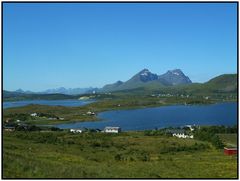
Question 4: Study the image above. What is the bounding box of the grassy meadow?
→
[3,131,237,178]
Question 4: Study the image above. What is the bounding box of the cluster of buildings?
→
[82,111,96,116]
[151,93,191,98]
[166,125,195,139]
[86,111,95,115]
[151,93,174,97]
[70,126,121,134]
[30,112,64,120]
[166,129,194,139]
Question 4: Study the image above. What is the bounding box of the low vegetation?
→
[3,130,237,178]
[193,125,237,149]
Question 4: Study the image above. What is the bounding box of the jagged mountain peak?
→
[135,69,158,82]
[159,69,192,85]
[167,69,184,76]
[139,68,150,73]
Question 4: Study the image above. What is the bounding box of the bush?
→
[50,127,61,131]
[91,141,101,147]
[140,152,150,161]
[144,130,167,136]
[28,125,42,131]
[211,135,224,149]
[159,143,209,154]
[193,126,226,149]
[115,154,123,161]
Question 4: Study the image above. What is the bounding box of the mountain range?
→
[13,87,98,95]
[4,69,237,96]
[102,69,192,92]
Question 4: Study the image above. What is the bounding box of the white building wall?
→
[105,129,119,133]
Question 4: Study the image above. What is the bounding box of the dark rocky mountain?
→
[137,69,158,82]
[102,69,165,91]
[158,69,192,85]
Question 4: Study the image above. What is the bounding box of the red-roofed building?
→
[224,147,237,155]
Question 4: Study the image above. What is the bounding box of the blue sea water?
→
[56,102,237,131]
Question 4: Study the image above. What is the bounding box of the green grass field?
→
[3,131,237,178]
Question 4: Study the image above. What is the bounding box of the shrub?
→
[91,141,101,147]
[114,154,123,161]
[50,127,61,131]
[211,135,224,149]
[193,126,226,149]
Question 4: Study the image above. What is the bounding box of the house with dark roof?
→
[104,126,121,133]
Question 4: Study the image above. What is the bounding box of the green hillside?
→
[204,74,237,93]
[3,90,78,102]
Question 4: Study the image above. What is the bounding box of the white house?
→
[30,113,37,117]
[172,133,193,139]
[167,129,193,139]
[173,133,187,138]
[70,128,84,133]
[104,127,121,133]
[87,111,95,115]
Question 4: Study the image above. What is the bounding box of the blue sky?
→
[3,3,237,91]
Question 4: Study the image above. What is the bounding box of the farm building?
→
[166,129,193,139]
[104,127,121,133]
[224,147,237,155]
[70,128,86,133]
[4,126,15,132]
[86,111,95,115]
[30,113,38,117]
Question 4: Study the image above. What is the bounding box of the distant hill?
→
[3,90,77,102]
[3,90,26,98]
[204,74,237,93]
[40,87,99,95]
[7,87,99,95]
[102,81,124,92]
